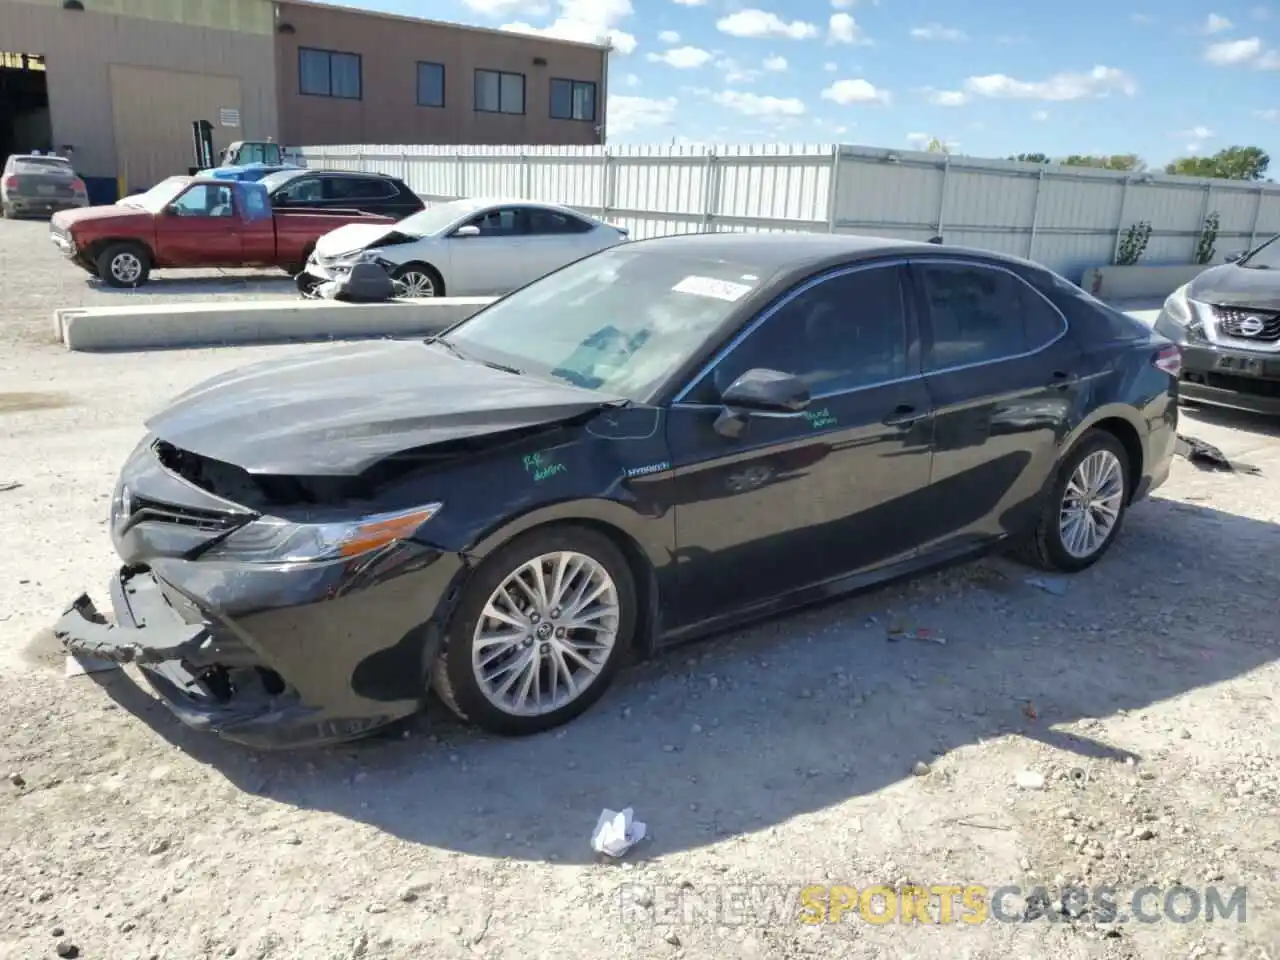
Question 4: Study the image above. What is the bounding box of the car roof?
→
[455,196,596,217]
[277,168,395,180]
[617,231,1040,274]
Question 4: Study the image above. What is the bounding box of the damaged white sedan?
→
[298,196,629,299]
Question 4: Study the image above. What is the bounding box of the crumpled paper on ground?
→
[591,807,647,858]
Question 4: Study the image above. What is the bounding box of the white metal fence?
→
[294,143,1280,281]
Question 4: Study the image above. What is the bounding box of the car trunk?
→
[10,167,79,200]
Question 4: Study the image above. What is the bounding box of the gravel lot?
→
[2,217,1279,960]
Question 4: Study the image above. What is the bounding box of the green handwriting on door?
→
[804,408,837,430]
[524,452,567,482]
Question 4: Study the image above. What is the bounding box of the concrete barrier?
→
[1079,264,1209,302]
[54,297,497,352]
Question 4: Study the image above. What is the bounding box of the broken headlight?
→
[1162,284,1207,338]
[201,503,442,564]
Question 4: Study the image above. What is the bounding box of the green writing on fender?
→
[805,408,837,429]
[524,452,567,482]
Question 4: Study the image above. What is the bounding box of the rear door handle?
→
[883,404,921,427]
[1048,370,1079,390]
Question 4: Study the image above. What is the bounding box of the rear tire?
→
[96,242,151,288]
[1014,429,1131,573]
[432,525,636,736]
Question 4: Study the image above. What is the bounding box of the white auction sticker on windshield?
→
[672,275,753,302]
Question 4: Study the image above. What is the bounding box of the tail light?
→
[71,178,86,194]
[1154,345,1182,377]
[2,176,16,191]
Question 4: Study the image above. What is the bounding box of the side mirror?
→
[163,203,179,216]
[1224,251,1244,263]
[714,368,809,439]
[453,224,481,238]
[721,368,810,413]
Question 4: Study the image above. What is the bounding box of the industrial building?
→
[0,0,608,202]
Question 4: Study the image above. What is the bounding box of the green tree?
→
[1164,146,1270,180]
[925,137,951,154]
[1008,152,1050,163]
[1061,153,1146,172]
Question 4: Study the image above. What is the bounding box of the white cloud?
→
[465,0,549,16]
[763,54,788,71]
[964,65,1137,101]
[647,45,713,68]
[1178,125,1214,139]
[501,0,637,54]
[1258,48,1280,67]
[823,61,838,71]
[1031,109,1049,121]
[711,89,806,117]
[910,23,967,41]
[831,0,854,7]
[828,13,868,43]
[608,95,678,133]
[622,73,639,86]
[820,78,890,104]
[1131,12,1156,24]
[716,57,761,83]
[929,89,967,106]
[671,0,704,5]
[717,9,819,39]
[1203,13,1233,32]
[1255,108,1280,119]
[658,29,680,43]
[1205,36,1262,63]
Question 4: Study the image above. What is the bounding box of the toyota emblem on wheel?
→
[1238,315,1266,337]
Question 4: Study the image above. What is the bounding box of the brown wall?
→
[2,0,277,181]
[274,1,607,148]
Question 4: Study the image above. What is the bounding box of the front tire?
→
[1015,429,1131,573]
[96,242,151,288]
[392,262,443,299]
[432,525,636,736]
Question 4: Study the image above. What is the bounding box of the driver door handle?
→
[883,404,921,427]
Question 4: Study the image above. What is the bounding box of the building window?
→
[417,61,445,108]
[474,69,525,114]
[299,47,362,100]
[550,78,596,122]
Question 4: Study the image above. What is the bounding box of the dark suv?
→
[1154,232,1280,416]
[257,169,424,220]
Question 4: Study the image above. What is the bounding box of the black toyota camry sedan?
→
[1153,232,1280,416]
[55,233,1180,748]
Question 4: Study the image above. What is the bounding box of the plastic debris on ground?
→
[886,623,946,645]
[1015,771,1046,790]
[0,481,20,493]
[1025,575,1068,596]
[591,807,647,859]
[1175,434,1261,475]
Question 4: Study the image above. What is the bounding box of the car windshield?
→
[440,244,769,401]
[395,199,487,237]
[1238,234,1280,270]
[119,177,191,213]
[12,157,72,175]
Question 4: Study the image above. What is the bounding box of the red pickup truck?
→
[49,176,394,288]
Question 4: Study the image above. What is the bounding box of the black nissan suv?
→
[1154,232,1280,416]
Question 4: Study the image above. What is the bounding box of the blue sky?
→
[352,0,1277,165]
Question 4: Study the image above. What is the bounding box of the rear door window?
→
[916,262,1062,371]
[326,176,396,201]
[527,207,593,234]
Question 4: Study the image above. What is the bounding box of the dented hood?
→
[314,222,404,258]
[145,340,619,475]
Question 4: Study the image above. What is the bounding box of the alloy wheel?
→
[1058,449,1125,559]
[111,252,142,284]
[396,270,436,298]
[470,550,620,717]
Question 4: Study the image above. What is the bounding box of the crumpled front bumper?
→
[53,548,467,749]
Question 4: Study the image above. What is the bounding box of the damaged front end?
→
[53,435,472,749]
